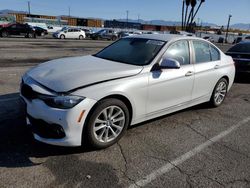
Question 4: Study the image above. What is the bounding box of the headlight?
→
[38,94,85,109]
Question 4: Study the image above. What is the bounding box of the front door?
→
[147,40,195,114]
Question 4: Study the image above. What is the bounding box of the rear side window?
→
[193,41,211,63]
[193,40,220,63]
[210,45,220,61]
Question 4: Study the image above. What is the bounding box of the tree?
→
[186,0,197,30]
[190,0,205,26]
[182,0,205,32]
[184,0,191,29]
[181,0,185,30]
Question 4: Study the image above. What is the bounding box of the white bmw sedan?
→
[20,34,235,148]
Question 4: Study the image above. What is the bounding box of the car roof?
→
[126,34,197,42]
[239,41,250,44]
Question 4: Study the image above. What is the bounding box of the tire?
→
[2,31,8,38]
[209,78,228,107]
[27,33,33,38]
[111,36,117,41]
[79,35,84,40]
[60,34,65,39]
[85,98,130,149]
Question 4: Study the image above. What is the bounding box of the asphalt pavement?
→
[0,38,249,188]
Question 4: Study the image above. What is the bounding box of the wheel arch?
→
[221,75,229,84]
[81,94,133,145]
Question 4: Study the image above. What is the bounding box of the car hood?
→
[26,55,143,92]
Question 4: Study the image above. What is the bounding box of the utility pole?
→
[138,14,140,23]
[27,1,31,17]
[225,14,232,43]
[68,6,71,17]
[126,10,129,28]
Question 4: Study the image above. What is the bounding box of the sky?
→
[0,0,249,25]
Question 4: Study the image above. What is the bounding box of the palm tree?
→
[184,0,191,28]
[190,0,205,25]
[181,0,185,30]
[186,0,197,29]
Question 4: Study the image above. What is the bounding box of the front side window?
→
[164,40,190,65]
[95,38,165,66]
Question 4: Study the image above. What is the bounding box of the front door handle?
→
[185,71,194,77]
[214,65,220,69]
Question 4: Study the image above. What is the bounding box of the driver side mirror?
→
[160,57,181,69]
[64,30,67,33]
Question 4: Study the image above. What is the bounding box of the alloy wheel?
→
[214,81,227,105]
[93,105,125,143]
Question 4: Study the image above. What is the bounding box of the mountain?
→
[0,9,27,14]
[116,19,217,27]
[231,23,250,30]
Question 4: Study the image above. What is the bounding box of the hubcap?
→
[214,81,227,105]
[93,106,125,143]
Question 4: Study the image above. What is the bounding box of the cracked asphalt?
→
[0,38,250,188]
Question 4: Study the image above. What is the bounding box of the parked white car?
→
[53,28,86,39]
[21,34,235,149]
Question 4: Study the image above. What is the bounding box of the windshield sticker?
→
[146,40,164,46]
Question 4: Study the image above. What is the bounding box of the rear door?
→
[66,29,74,38]
[8,24,18,35]
[191,40,222,100]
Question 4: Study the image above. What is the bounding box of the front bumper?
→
[22,95,97,147]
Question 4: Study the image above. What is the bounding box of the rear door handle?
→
[214,65,220,69]
[185,71,194,77]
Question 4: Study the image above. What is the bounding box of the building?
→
[104,20,141,30]
[2,12,103,28]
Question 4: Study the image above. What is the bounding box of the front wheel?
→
[85,98,130,149]
[210,78,228,107]
[60,34,65,39]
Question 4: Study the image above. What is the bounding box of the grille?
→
[27,114,66,139]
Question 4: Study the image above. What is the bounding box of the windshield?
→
[96,29,106,34]
[94,38,165,66]
[228,43,250,53]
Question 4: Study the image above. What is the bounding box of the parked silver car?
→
[21,34,235,149]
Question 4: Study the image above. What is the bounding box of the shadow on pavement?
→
[234,74,250,84]
[0,93,122,187]
[0,93,93,168]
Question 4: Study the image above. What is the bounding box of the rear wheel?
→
[210,78,228,107]
[2,31,9,38]
[85,98,130,149]
[26,33,35,38]
[79,35,84,40]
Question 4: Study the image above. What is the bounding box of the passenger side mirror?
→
[160,57,181,69]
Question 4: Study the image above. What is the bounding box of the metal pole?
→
[225,14,232,43]
[181,0,185,30]
[68,6,71,17]
[28,1,31,17]
[126,10,129,28]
